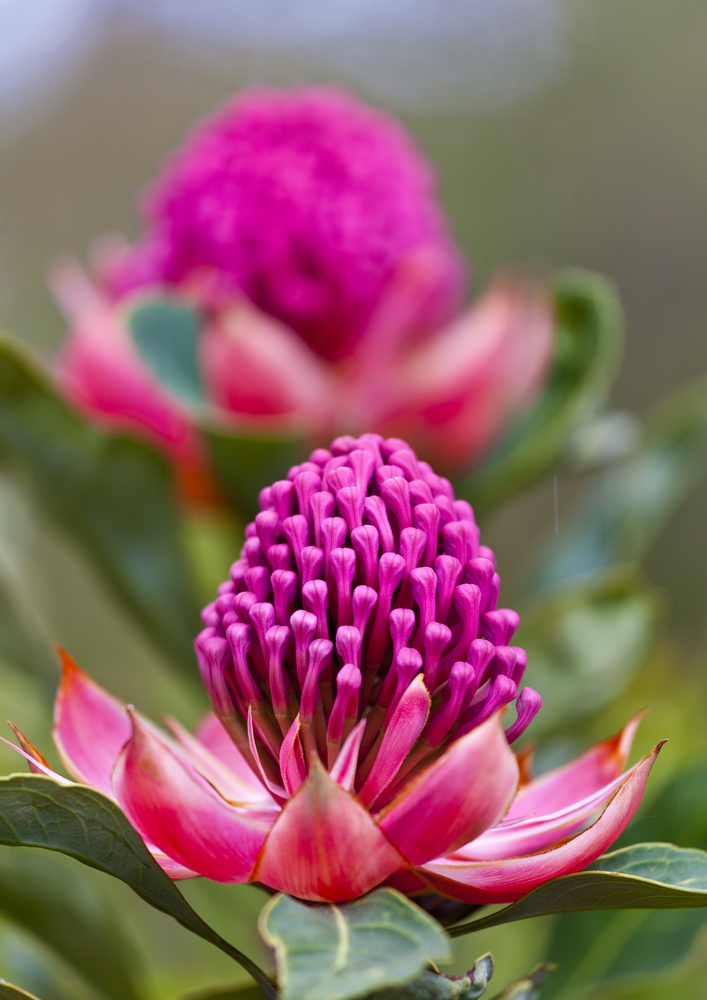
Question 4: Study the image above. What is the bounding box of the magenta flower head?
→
[51,87,554,500]
[108,86,465,364]
[8,435,662,903]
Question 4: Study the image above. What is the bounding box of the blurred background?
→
[0,1,706,998]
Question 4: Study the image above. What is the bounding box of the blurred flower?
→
[51,86,554,501]
[7,435,661,902]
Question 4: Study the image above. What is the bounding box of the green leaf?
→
[449,844,707,938]
[128,300,203,406]
[0,850,142,1000]
[516,566,659,735]
[534,765,707,998]
[0,981,43,1000]
[0,332,200,673]
[456,269,623,514]
[488,966,553,1000]
[179,988,267,1000]
[363,953,494,1000]
[0,775,276,1000]
[536,368,707,587]
[205,428,305,518]
[541,907,707,999]
[0,571,55,686]
[259,889,451,1000]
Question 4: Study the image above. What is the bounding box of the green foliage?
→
[0,982,43,1000]
[615,762,707,852]
[542,763,707,999]
[0,332,200,674]
[517,567,659,735]
[0,850,141,1000]
[258,889,451,1000]
[457,269,623,514]
[364,953,493,1000]
[372,953,494,1000]
[205,430,305,518]
[0,572,54,686]
[536,368,707,587]
[180,988,268,1000]
[0,775,275,999]
[542,906,705,999]
[449,844,707,937]
[487,966,553,1000]
[128,299,203,406]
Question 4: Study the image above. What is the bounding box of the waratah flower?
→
[6,435,662,903]
[51,86,554,501]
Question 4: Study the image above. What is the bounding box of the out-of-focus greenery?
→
[0,331,201,675]
[458,269,624,515]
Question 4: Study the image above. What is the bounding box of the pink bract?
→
[51,87,554,493]
[7,435,662,903]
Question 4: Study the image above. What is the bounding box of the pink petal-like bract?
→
[420,743,664,904]
[195,711,268,791]
[52,648,131,797]
[253,759,406,901]
[10,433,661,909]
[199,300,335,431]
[378,712,519,866]
[113,712,278,883]
[357,277,554,473]
[51,260,214,504]
[505,713,643,822]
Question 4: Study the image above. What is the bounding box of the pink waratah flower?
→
[6,435,662,904]
[51,87,554,501]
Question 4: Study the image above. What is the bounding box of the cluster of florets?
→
[196,434,540,808]
[108,87,465,363]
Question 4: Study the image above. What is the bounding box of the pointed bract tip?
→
[55,646,85,682]
[6,721,51,769]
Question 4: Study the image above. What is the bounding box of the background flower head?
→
[106,85,466,363]
[51,86,554,501]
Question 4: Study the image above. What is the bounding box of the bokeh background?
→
[0,2,706,998]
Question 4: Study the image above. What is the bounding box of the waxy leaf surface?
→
[259,889,451,1000]
[449,843,707,937]
[361,954,495,1000]
[0,775,276,999]
[0,332,199,673]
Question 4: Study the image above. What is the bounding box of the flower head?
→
[52,87,554,495]
[197,431,538,806]
[6,434,663,904]
[107,86,465,363]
